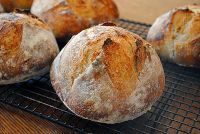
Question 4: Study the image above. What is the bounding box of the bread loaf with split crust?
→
[50,23,165,124]
[147,5,200,67]
[0,0,33,12]
[0,13,59,85]
[31,0,119,39]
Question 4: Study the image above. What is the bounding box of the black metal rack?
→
[0,19,199,134]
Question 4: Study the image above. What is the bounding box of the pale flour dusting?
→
[69,49,161,124]
[188,5,200,14]
[71,55,115,113]
[86,28,96,39]
[117,47,162,123]
[21,23,58,58]
[22,65,28,71]
[6,58,15,67]
[0,18,59,85]
[31,0,65,16]
[23,51,31,57]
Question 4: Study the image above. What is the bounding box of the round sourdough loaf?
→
[50,23,165,124]
[147,5,200,67]
[0,0,33,12]
[31,0,119,39]
[0,12,59,85]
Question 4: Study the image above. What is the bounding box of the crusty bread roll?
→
[147,5,200,68]
[0,12,59,85]
[31,0,119,40]
[0,0,33,12]
[50,23,165,124]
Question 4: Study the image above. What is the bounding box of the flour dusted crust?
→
[31,0,119,39]
[50,24,165,124]
[0,13,59,85]
[0,0,33,12]
[147,5,200,67]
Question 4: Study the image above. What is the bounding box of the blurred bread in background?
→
[0,12,59,85]
[31,0,119,40]
[147,5,200,68]
[0,0,33,12]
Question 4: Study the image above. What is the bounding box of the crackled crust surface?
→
[50,24,165,124]
[0,0,33,12]
[0,13,59,85]
[147,5,200,67]
[31,0,119,39]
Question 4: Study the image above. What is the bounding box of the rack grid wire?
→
[0,19,199,134]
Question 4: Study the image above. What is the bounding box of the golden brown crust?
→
[50,25,165,124]
[147,5,200,67]
[102,38,136,99]
[31,0,119,39]
[0,0,33,12]
[0,13,59,84]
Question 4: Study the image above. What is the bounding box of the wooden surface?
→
[0,103,77,134]
[1,0,199,134]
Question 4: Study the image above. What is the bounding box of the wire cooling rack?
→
[0,19,199,134]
